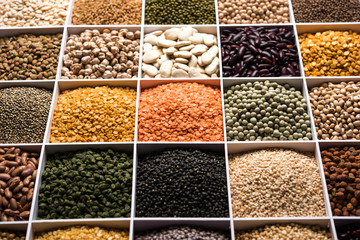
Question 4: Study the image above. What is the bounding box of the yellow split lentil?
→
[35,226,129,240]
[299,30,360,76]
[50,86,136,143]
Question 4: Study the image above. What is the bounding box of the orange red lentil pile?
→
[138,82,224,142]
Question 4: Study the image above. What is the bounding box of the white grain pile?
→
[229,148,326,218]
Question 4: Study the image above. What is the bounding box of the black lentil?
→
[293,0,360,23]
[37,149,133,219]
[224,81,312,141]
[337,222,360,240]
[135,149,229,217]
[0,33,62,80]
[0,87,53,143]
[221,26,300,77]
[135,225,230,240]
[145,0,216,25]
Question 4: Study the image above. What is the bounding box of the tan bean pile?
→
[218,0,290,24]
[50,86,136,143]
[309,81,360,140]
[61,29,140,79]
[229,148,326,218]
[236,223,331,239]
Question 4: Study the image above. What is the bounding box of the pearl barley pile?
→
[0,0,68,27]
[236,223,331,240]
[229,148,326,218]
[218,0,290,24]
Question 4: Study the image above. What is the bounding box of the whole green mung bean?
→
[0,87,53,143]
[224,81,312,141]
[145,0,216,25]
[37,149,132,219]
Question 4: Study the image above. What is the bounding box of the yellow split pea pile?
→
[35,226,128,240]
[50,86,136,143]
[299,30,360,76]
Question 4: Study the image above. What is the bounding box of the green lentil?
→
[0,34,62,80]
[37,149,132,219]
[224,81,312,141]
[145,0,216,25]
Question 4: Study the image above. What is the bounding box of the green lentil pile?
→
[145,0,216,25]
[0,87,53,143]
[224,81,312,141]
[0,33,62,80]
[37,149,132,219]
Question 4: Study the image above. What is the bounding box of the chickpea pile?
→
[218,0,290,24]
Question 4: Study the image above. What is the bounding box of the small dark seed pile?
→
[136,149,229,217]
[0,87,53,143]
[135,225,230,240]
[0,34,62,80]
[221,26,300,77]
[37,149,133,219]
[293,0,360,23]
[337,222,360,240]
[145,0,216,25]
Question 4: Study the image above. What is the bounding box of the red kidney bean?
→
[220,26,300,77]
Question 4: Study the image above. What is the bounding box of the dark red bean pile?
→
[221,26,300,77]
[337,222,360,240]
[135,148,229,218]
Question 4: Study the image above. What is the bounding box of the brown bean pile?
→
[0,231,25,240]
[50,86,136,143]
[72,0,142,25]
[322,146,360,216]
[0,147,39,221]
[309,81,360,140]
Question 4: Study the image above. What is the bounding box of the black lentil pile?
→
[136,149,229,217]
[224,81,312,141]
[145,0,216,25]
[37,149,133,219]
[135,225,230,240]
[337,222,360,240]
[0,87,53,143]
[293,0,360,23]
[0,33,62,80]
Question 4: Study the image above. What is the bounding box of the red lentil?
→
[138,82,224,142]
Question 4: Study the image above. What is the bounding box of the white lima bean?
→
[142,27,220,78]
[0,0,69,27]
